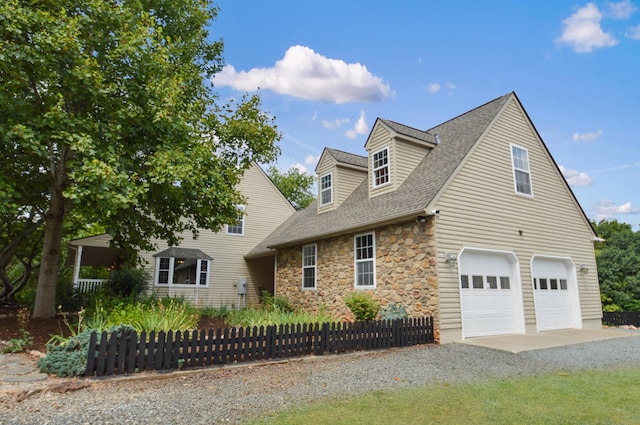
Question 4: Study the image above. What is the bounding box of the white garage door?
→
[532,257,577,331]
[459,250,520,338]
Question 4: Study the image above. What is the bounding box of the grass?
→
[250,368,640,425]
[225,307,336,328]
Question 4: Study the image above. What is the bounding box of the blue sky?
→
[210,0,640,229]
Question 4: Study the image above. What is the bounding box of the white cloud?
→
[304,155,320,165]
[311,111,317,120]
[212,45,392,104]
[346,111,368,139]
[291,163,308,174]
[593,199,640,220]
[572,129,603,141]
[627,23,640,39]
[322,118,350,129]
[559,165,593,186]
[606,0,637,19]
[425,82,457,94]
[425,83,441,93]
[557,3,618,53]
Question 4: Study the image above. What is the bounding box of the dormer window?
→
[372,147,390,187]
[320,173,333,205]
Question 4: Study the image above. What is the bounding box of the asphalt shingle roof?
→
[247,93,512,257]
[378,118,436,144]
[153,247,212,260]
[322,148,368,169]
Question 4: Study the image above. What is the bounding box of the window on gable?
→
[155,257,210,287]
[226,205,245,235]
[354,233,376,288]
[372,148,390,187]
[320,173,333,206]
[302,244,317,289]
[511,145,533,196]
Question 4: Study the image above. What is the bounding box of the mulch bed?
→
[0,305,225,353]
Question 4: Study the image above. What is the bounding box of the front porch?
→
[69,234,125,293]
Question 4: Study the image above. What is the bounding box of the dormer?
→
[365,118,437,198]
[315,148,367,214]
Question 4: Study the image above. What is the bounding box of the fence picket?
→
[85,331,97,376]
[106,332,117,375]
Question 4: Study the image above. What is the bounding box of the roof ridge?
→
[326,147,366,159]
[426,92,512,132]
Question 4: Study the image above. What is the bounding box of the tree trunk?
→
[32,189,66,318]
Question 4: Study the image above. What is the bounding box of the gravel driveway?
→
[2,334,640,424]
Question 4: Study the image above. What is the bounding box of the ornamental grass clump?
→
[89,297,200,333]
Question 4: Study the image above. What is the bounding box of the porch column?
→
[72,245,83,288]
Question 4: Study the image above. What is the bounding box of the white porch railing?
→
[74,279,107,293]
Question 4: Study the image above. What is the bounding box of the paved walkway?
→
[0,353,48,383]
[462,328,638,353]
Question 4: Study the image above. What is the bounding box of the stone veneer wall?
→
[276,218,439,330]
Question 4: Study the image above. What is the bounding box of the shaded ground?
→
[0,305,225,353]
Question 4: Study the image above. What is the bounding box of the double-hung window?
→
[226,205,246,235]
[302,244,317,289]
[372,148,390,187]
[354,233,376,288]
[511,145,533,196]
[320,173,333,206]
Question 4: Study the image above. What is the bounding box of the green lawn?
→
[249,368,640,425]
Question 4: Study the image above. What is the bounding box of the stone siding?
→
[276,218,439,328]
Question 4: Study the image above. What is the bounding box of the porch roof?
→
[153,247,212,260]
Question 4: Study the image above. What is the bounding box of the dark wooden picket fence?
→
[602,311,640,327]
[85,317,434,376]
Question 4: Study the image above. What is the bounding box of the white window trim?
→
[154,257,211,287]
[302,243,317,290]
[372,147,391,188]
[354,232,376,289]
[319,173,333,206]
[510,144,534,197]
[226,205,246,236]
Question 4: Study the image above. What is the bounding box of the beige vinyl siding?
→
[366,125,394,197]
[335,166,366,205]
[145,164,295,307]
[434,98,600,337]
[394,139,429,187]
[316,154,336,214]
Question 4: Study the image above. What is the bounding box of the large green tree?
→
[592,220,640,311]
[267,165,315,210]
[0,0,280,317]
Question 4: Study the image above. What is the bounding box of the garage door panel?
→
[532,258,575,331]
[460,251,519,338]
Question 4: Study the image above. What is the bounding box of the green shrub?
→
[380,304,408,321]
[344,292,380,321]
[104,267,149,299]
[38,325,135,377]
[260,290,293,313]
